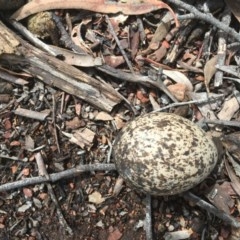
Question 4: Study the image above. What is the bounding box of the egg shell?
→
[113,112,218,196]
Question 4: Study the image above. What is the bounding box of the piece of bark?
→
[0,20,122,112]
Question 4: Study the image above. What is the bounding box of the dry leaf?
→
[75,103,82,116]
[48,45,102,67]
[104,55,125,68]
[72,128,95,149]
[18,202,32,212]
[10,140,21,146]
[11,165,18,174]
[149,94,160,110]
[167,83,186,101]
[23,188,33,198]
[163,229,193,240]
[136,90,149,103]
[108,227,123,240]
[95,111,113,121]
[88,191,105,204]
[62,128,95,149]
[113,115,125,130]
[163,69,193,92]
[22,168,30,176]
[65,117,82,130]
[204,55,217,91]
[25,135,35,151]
[217,97,239,120]
[206,183,234,214]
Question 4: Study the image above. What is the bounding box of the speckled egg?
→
[113,112,218,196]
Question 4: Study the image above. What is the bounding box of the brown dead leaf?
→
[95,111,113,121]
[149,94,160,110]
[66,117,82,130]
[163,69,193,92]
[104,55,125,68]
[217,97,239,120]
[11,165,18,174]
[206,183,234,214]
[113,115,125,130]
[204,55,217,91]
[3,118,11,130]
[75,103,81,116]
[88,191,105,204]
[25,135,35,151]
[167,83,187,101]
[9,140,21,146]
[108,227,123,240]
[38,193,48,200]
[136,90,149,103]
[23,188,33,198]
[22,168,30,176]
[71,128,95,149]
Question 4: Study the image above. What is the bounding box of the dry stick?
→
[214,7,231,87]
[51,94,61,153]
[51,13,86,54]
[145,194,153,240]
[152,95,224,112]
[167,0,240,42]
[204,119,240,128]
[105,15,135,74]
[35,152,73,235]
[0,161,239,228]
[183,191,240,228]
[0,163,116,192]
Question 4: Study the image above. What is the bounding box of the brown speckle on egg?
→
[113,112,218,196]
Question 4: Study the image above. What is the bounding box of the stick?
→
[0,164,116,192]
[35,152,73,235]
[183,191,240,228]
[167,0,240,42]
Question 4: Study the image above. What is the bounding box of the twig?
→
[152,95,224,112]
[51,13,86,54]
[167,0,240,42]
[214,7,231,87]
[0,67,28,85]
[51,94,60,153]
[35,152,73,235]
[204,119,240,128]
[0,163,116,192]
[145,194,153,240]
[183,191,240,228]
[97,65,178,103]
[105,15,135,74]
[10,20,57,56]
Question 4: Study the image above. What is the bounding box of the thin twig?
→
[214,7,231,87]
[204,119,240,128]
[0,163,116,192]
[51,94,60,153]
[152,96,224,112]
[167,0,240,42]
[105,15,135,74]
[35,152,73,235]
[145,194,153,240]
[183,191,240,228]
